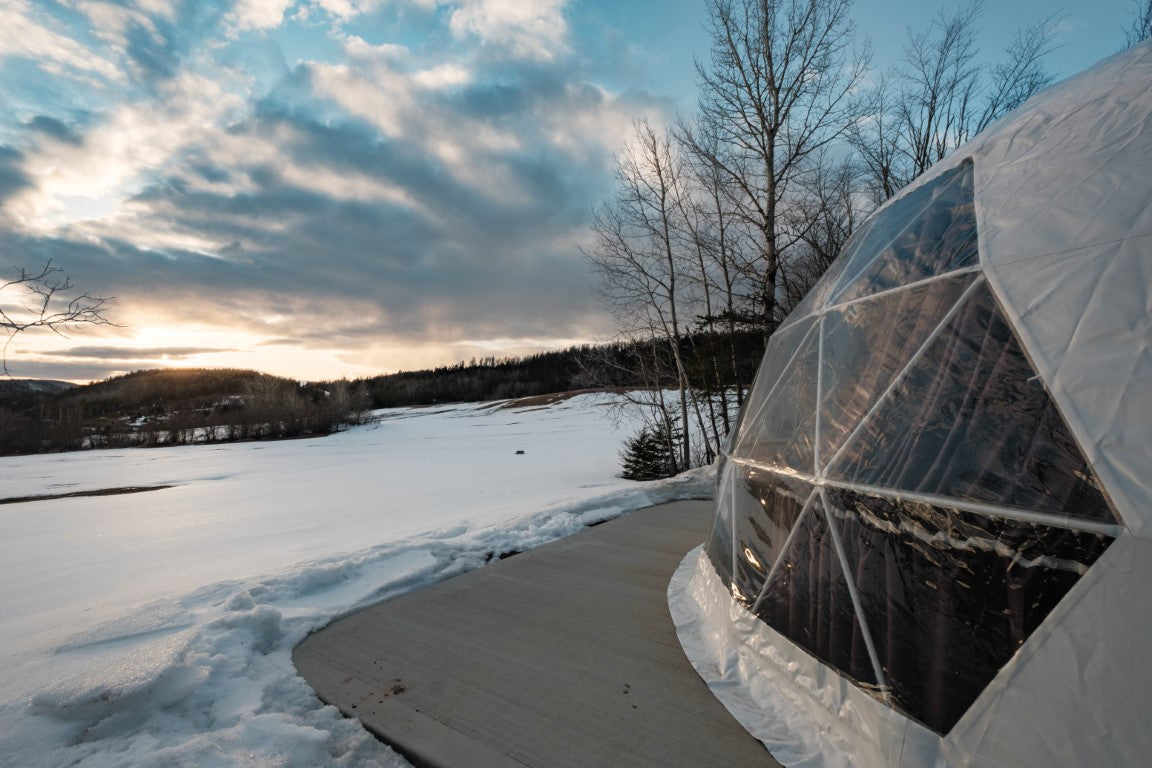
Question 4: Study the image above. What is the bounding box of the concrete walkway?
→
[293,500,778,768]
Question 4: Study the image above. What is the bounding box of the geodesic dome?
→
[669,42,1152,768]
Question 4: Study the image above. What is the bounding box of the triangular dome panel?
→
[828,159,978,307]
[730,469,814,608]
[827,281,1116,523]
[824,486,1113,735]
[732,320,819,473]
[731,317,817,456]
[818,273,976,468]
[752,496,882,695]
[705,462,739,588]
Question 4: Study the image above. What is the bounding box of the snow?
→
[0,393,715,768]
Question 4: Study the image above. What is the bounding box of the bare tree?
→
[851,0,1061,199]
[778,152,869,315]
[849,71,903,201]
[1126,0,1152,46]
[679,0,870,339]
[978,14,1062,128]
[895,0,983,178]
[586,2,880,476]
[679,123,763,410]
[585,119,698,471]
[0,261,115,375]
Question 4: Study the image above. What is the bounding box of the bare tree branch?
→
[0,260,117,376]
[850,1,1060,200]
[976,12,1062,133]
[1126,0,1152,46]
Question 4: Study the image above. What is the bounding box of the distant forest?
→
[358,332,763,407]
[0,368,365,455]
[0,331,764,456]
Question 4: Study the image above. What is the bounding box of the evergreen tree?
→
[620,422,676,481]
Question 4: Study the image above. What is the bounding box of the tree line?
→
[358,336,764,407]
[0,369,368,455]
[585,0,1147,478]
[0,334,768,455]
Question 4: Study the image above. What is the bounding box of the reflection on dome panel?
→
[730,468,814,609]
[706,465,738,589]
[818,273,975,469]
[824,487,1113,735]
[827,282,1117,523]
[754,497,881,693]
[732,320,820,473]
[831,159,978,306]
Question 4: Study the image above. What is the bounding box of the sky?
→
[0,0,1138,383]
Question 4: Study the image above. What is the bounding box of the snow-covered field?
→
[0,393,714,768]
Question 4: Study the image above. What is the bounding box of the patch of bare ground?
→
[0,485,176,505]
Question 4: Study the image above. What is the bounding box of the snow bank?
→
[0,394,715,768]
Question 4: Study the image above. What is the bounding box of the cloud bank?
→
[0,0,683,380]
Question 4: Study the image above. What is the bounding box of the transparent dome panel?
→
[730,468,814,609]
[827,282,1117,523]
[753,498,881,693]
[830,159,978,306]
[731,317,817,458]
[818,273,975,469]
[778,217,874,328]
[705,463,739,589]
[732,320,819,473]
[824,487,1113,735]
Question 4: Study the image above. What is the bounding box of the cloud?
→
[0,0,681,381]
[228,0,390,31]
[228,0,296,31]
[25,116,84,145]
[0,147,31,202]
[448,0,570,61]
[311,0,387,22]
[38,345,236,360]
[6,70,245,229]
[2,359,133,382]
[0,0,123,84]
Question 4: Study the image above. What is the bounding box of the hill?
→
[0,368,366,455]
[0,379,75,411]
